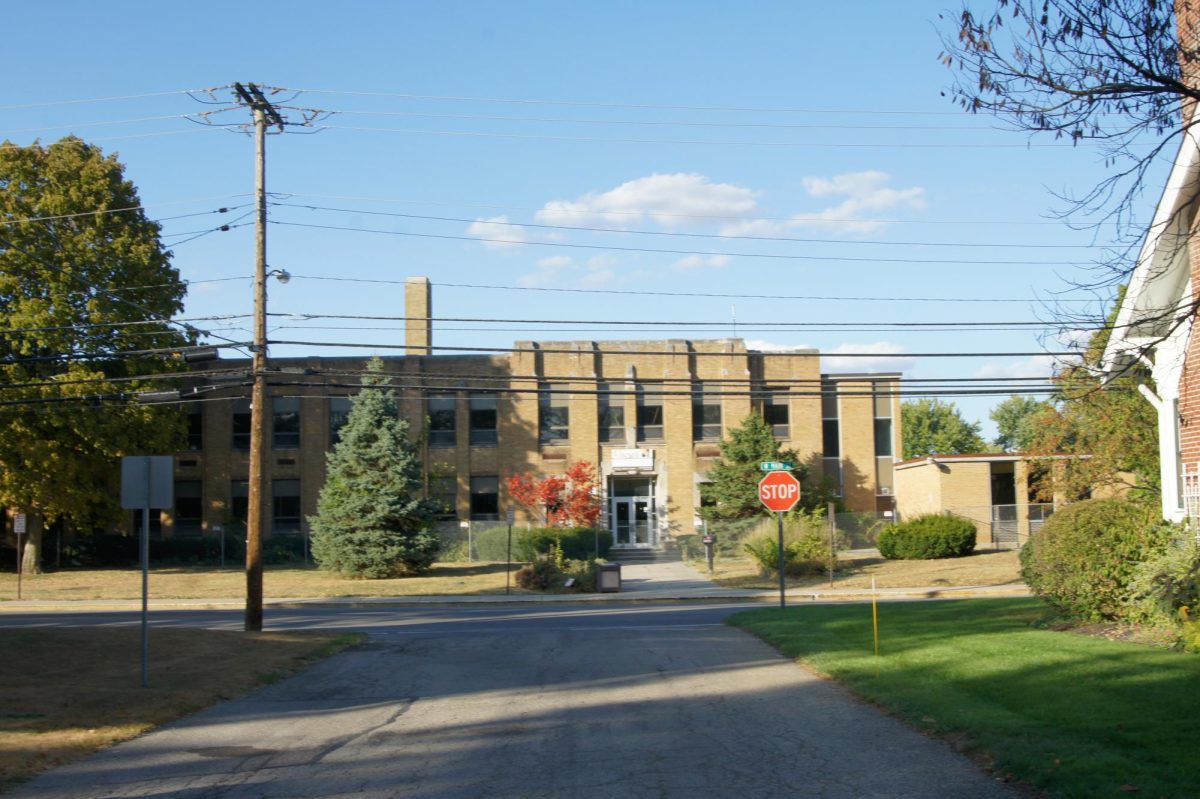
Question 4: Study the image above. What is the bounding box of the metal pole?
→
[506,521,513,595]
[16,536,22,601]
[777,510,786,609]
[245,102,267,633]
[828,501,837,588]
[141,501,149,689]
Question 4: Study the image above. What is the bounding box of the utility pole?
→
[234,83,284,632]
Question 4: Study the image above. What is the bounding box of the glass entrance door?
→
[612,497,654,546]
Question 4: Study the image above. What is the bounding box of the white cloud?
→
[822,341,917,372]
[466,215,527,249]
[673,254,731,270]
[973,355,1063,380]
[791,171,925,234]
[518,254,620,288]
[536,173,759,229]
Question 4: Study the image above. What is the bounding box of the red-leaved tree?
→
[506,460,601,527]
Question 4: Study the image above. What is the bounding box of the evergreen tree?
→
[309,359,438,577]
[700,413,832,519]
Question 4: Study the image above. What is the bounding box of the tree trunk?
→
[19,513,43,575]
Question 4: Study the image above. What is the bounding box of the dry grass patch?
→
[0,561,522,602]
[0,627,361,793]
[700,548,1022,590]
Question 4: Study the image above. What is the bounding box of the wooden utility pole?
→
[234,83,283,632]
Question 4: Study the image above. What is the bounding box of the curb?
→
[0,584,1031,612]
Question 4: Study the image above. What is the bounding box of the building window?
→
[762,387,789,438]
[272,397,301,449]
[637,383,664,441]
[539,384,569,445]
[427,393,456,448]
[469,392,498,446]
[132,509,163,540]
[692,382,721,441]
[173,480,203,538]
[598,382,625,443]
[232,399,251,451]
[874,418,893,457]
[231,480,249,527]
[430,475,458,520]
[470,476,499,520]
[329,397,352,448]
[272,479,301,535]
[186,407,203,451]
[822,381,841,495]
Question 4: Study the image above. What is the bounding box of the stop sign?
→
[759,470,800,512]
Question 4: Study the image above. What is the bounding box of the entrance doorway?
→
[610,476,656,547]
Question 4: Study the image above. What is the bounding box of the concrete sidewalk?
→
[0,557,1030,612]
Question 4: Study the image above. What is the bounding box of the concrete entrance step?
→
[607,545,682,564]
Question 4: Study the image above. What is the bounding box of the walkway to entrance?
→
[614,558,731,598]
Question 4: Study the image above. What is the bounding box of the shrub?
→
[744,530,833,577]
[517,527,611,561]
[561,558,599,592]
[1127,533,1200,633]
[515,558,561,590]
[1020,497,1171,621]
[878,514,976,560]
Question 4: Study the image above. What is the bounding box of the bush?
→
[878,514,976,560]
[744,530,834,577]
[1020,497,1171,621]
[515,558,561,590]
[517,527,611,561]
[1127,533,1200,635]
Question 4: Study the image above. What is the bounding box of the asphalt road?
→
[5,603,1019,798]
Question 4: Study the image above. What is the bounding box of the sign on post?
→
[120,456,174,690]
[758,470,801,513]
[759,461,794,472]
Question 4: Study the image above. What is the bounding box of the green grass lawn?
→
[730,599,1199,799]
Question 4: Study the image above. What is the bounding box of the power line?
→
[266,311,1073,330]
[270,201,1098,250]
[271,190,1106,227]
[268,338,1080,359]
[313,122,1088,149]
[319,107,1000,131]
[3,114,195,136]
[279,274,1097,305]
[269,220,1085,266]
[0,89,200,111]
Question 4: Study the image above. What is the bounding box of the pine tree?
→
[700,413,810,520]
[309,359,438,577]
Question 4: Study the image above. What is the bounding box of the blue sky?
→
[2,1,1163,440]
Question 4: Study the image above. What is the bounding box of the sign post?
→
[759,469,801,608]
[13,513,26,600]
[505,508,515,596]
[121,456,174,689]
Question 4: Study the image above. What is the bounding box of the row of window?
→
[182,384,898,456]
[147,479,301,537]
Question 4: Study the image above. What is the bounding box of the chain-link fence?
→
[942,503,1054,549]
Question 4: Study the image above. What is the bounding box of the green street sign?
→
[759,461,794,472]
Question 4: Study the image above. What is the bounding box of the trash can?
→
[597,562,622,593]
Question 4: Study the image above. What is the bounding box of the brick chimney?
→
[405,276,431,356]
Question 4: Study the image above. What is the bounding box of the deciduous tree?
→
[989,395,1051,452]
[309,359,438,577]
[506,460,601,527]
[0,137,190,572]
[901,399,987,460]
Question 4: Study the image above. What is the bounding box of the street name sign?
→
[759,461,793,472]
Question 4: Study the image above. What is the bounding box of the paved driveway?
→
[10,617,1017,798]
